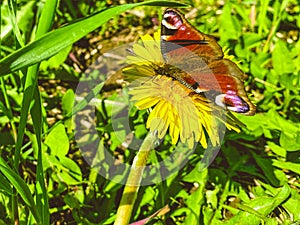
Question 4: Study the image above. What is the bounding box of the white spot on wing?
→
[162,19,178,30]
[215,94,226,108]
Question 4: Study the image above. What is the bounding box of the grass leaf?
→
[0,1,187,76]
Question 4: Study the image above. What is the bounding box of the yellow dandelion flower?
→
[123,32,242,148]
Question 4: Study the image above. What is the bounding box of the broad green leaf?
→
[134,124,148,139]
[222,215,258,225]
[280,131,300,151]
[64,193,81,209]
[182,163,208,183]
[251,56,270,83]
[229,184,290,223]
[62,89,75,116]
[238,110,300,152]
[272,160,300,175]
[265,218,278,225]
[185,170,208,225]
[44,124,69,157]
[282,189,300,221]
[62,89,75,132]
[139,186,155,208]
[220,3,241,42]
[268,109,300,151]
[73,187,85,204]
[243,33,263,49]
[236,114,265,138]
[272,40,294,75]
[247,183,290,215]
[58,156,82,184]
[267,141,286,157]
[171,208,197,224]
[43,153,82,185]
[252,154,283,186]
[42,151,60,171]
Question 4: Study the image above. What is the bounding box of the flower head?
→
[123,32,242,148]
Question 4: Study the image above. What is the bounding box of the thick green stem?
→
[114,131,158,225]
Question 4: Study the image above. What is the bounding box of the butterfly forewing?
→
[161,9,223,62]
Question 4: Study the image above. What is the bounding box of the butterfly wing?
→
[161,8,255,115]
[161,9,223,62]
[190,59,255,114]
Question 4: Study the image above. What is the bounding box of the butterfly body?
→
[161,9,255,115]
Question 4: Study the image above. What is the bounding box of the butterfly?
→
[160,8,256,115]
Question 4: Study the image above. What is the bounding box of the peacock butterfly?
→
[161,8,256,115]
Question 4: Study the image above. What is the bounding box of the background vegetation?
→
[0,0,299,224]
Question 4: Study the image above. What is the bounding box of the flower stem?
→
[114,131,158,225]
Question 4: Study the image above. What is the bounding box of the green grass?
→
[0,0,299,224]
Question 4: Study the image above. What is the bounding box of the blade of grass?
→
[7,0,25,47]
[31,85,49,224]
[70,82,105,118]
[0,79,17,140]
[0,169,14,195]
[0,0,187,76]
[1,0,35,41]
[4,1,23,223]
[0,157,41,223]
[262,0,289,53]
[13,0,58,224]
[32,0,59,223]
[257,0,269,37]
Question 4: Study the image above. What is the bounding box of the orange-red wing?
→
[161,8,255,115]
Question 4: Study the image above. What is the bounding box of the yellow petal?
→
[124,31,243,148]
